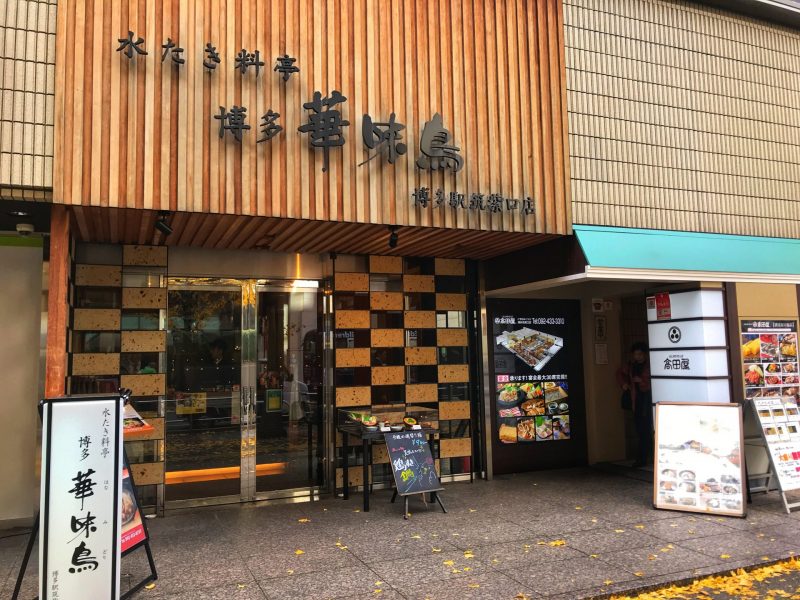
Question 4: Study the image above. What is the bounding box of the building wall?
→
[0,0,56,192]
[53,0,570,235]
[565,0,800,238]
[0,242,42,525]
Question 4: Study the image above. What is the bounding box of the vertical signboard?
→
[647,290,731,404]
[40,396,123,600]
[487,299,586,474]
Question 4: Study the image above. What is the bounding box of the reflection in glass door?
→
[165,284,243,501]
[251,284,324,495]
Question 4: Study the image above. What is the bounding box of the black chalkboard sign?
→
[384,430,443,496]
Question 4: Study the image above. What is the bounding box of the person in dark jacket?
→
[616,341,652,467]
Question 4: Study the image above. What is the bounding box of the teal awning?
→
[574,226,800,275]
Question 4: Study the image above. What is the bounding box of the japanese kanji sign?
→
[40,395,123,600]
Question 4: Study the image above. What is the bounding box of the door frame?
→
[164,276,330,510]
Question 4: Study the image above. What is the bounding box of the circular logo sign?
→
[668,326,682,343]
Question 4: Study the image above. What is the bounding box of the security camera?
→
[16,223,34,237]
[154,211,173,236]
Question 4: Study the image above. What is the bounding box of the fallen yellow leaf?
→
[467,583,480,589]
[720,554,731,559]
[634,572,644,577]
[443,559,455,566]
[648,554,658,561]
[297,518,311,523]
[286,569,294,574]
[548,540,566,547]
[464,550,475,559]
[411,534,421,539]
[575,506,583,510]
[144,583,156,590]
[373,590,382,595]
[294,549,305,555]
[237,584,247,589]
[432,548,442,553]
[590,554,599,559]
[614,529,625,533]
[353,509,360,513]
[634,524,644,529]
[464,566,471,572]
[603,579,614,586]
[469,508,477,513]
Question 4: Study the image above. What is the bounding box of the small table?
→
[338,424,437,512]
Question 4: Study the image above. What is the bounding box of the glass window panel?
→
[120,352,161,374]
[122,269,165,288]
[435,275,466,294]
[438,383,470,402]
[371,385,405,405]
[404,293,436,311]
[370,311,403,329]
[69,375,120,395]
[74,286,121,309]
[405,329,436,347]
[403,257,435,275]
[333,292,369,311]
[333,330,370,348]
[74,243,122,265]
[334,367,371,387]
[72,332,120,353]
[121,310,160,330]
[438,347,467,364]
[369,274,402,292]
[406,365,437,384]
[371,347,404,366]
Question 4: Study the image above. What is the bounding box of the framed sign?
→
[40,395,124,600]
[654,402,746,518]
[384,431,443,497]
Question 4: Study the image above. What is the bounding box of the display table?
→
[337,423,437,512]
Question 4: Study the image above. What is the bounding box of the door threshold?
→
[165,487,324,511]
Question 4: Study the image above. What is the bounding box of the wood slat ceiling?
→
[70,206,556,259]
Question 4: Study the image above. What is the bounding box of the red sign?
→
[120,466,147,553]
[655,292,671,321]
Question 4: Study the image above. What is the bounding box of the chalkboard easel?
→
[384,430,447,519]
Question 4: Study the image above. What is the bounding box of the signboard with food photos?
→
[488,299,586,474]
[654,402,746,517]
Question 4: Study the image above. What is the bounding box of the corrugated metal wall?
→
[565,0,800,238]
[0,0,56,191]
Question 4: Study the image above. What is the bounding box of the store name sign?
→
[115,33,535,216]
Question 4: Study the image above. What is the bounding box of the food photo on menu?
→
[496,381,569,444]
[655,406,744,516]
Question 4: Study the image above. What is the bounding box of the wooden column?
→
[45,205,70,397]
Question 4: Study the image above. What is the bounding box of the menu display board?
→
[741,321,798,403]
[384,431,443,496]
[120,456,148,554]
[752,398,800,491]
[488,299,586,474]
[654,402,746,517]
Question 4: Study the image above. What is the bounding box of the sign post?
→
[384,430,445,519]
[40,394,124,600]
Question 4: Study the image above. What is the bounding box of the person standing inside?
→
[617,342,652,467]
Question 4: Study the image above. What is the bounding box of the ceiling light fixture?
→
[8,210,30,217]
[388,226,399,249]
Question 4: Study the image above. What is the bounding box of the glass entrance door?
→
[165,283,244,501]
[250,284,324,495]
[165,278,325,505]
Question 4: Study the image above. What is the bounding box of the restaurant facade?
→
[2,0,800,524]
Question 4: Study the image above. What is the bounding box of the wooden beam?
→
[45,205,70,398]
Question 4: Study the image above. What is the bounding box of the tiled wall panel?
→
[565,0,800,238]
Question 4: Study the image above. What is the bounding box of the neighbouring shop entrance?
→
[164,278,326,505]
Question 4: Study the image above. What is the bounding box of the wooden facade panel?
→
[72,353,120,376]
[120,373,166,397]
[436,293,467,311]
[54,0,569,235]
[438,364,469,383]
[74,265,122,287]
[372,366,405,386]
[336,348,371,368]
[335,386,372,407]
[439,401,471,421]
[440,438,472,458]
[370,292,404,311]
[130,461,164,486]
[404,347,437,366]
[371,329,404,347]
[335,273,369,292]
[403,275,435,293]
[434,258,465,276]
[73,308,121,331]
[123,245,168,266]
[121,330,166,352]
[369,256,403,274]
[404,311,435,329]
[406,384,438,403]
[335,310,370,329]
[122,287,167,309]
[437,328,468,347]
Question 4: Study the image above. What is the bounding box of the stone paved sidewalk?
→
[3,467,800,599]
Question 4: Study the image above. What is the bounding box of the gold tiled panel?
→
[439,401,471,420]
[439,364,469,383]
[406,384,438,402]
[373,445,390,464]
[336,467,367,488]
[121,331,166,352]
[130,462,164,485]
[403,275,435,292]
[436,293,466,311]
[440,438,472,458]
[120,373,166,396]
[73,309,121,331]
[369,255,403,273]
[335,272,369,292]
[372,366,405,386]
[336,348,371,368]
[122,287,167,309]
[124,417,165,441]
[437,328,468,347]
[335,310,370,329]
[371,329,404,347]
[404,311,435,329]
[123,245,168,266]
[72,353,120,376]
[370,292,403,311]
[75,265,122,287]
[335,387,371,407]
[405,347,437,365]
[435,258,465,276]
